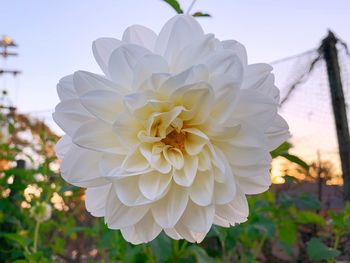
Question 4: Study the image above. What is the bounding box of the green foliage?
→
[307,238,340,261]
[162,0,211,17]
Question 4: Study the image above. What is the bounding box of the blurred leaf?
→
[163,0,183,14]
[281,153,309,170]
[187,246,213,263]
[149,233,172,263]
[2,233,28,247]
[279,219,297,245]
[192,12,211,17]
[295,211,325,225]
[270,142,292,158]
[293,193,321,210]
[307,238,340,260]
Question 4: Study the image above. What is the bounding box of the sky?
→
[1,0,350,122]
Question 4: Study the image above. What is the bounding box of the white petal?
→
[132,54,169,90]
[173,154,199,187]
[222,40,248,67]
[121,211,162,244]
[180,200,214,233]
[189,170,214,206]
[163,146,184,170]
[151,184,188,228]
[57,75,76,101]
[55,135,72,159]
[241,63,272,90]
[183,128,209,155]
[121,149,149,172]
[114,176,152,206]
[122,25,157,52]
[265,115,290,150]
[60,144,108,187]
[92,38,122,76]
[73,70,127,96]
[164,228,182,240]
[138,171,172,200]
[232,89,278,131]
[85,184,111,217]
[72,119,125,154]
[155,14,204,62]
[80,89,124,123]
[108,44,150,88]
[174,222,206,243]
[105,187,149,229]
[99,153,125,177]
[201,49,243,84]
[215,192,249,224]
[172,34,219,73]
[53,99,93,136]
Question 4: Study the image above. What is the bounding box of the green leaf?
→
[270,141,292,157]
[295,211,325,225]
[163,0,183,14]
[192,12,211,17]
[281,153,309,170]
[187,246,213,263]
[149,233,172,263]
[307,238,340,260]
[2,233,28,247]
[279,219,297,245]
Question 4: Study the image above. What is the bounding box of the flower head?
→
[53,15,289,244]
[30,202,52,223]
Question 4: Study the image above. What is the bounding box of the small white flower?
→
[53,15,289,244]
[30,202,52,223]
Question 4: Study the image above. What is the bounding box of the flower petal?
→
[60,144,108,187]
[114,176,152,206]
[85,184,111,217]
[121,211,162,244]
[55,135,72,159]
[180,200,214,233]
[92,38,122,76]
[265,115,290,150]
[72,119,125,154]
[57,75,76,101]
[108,44,150,88]
[155,14,204,63]
[173,154,199,187]
[151,184,188,228]
[183,128,209,155]
[53,99,93,136]
[189,170,214,206]
[122,25,157,51]
[105,187,150,228]
[80,89,124,123]
[222,40,248,67]
[139,171,172,201]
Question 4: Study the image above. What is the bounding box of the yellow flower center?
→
[161,130,187,151]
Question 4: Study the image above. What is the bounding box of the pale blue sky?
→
[1,0,349,122]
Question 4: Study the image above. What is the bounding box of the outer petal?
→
[155,15,204,63]
[265,115,290,150]
[122,25,157,52]
[108,44,150,88]
[53,99,93,136]
[72,119,125,154]
[92,38,122,76]
[55,135,72,159]
[121,211,162,244]
[174,222,206,243]
[151,184,188,228]
[173,154,199,187]
[73,70,127,96]
[105,187,150,229]
[180,200,214,233]
[60,144,108,187]
[222,40,248,67]
[215,191,249,225]
[189,170,214,206]
[80,89,124,124]
[85,184,111,217]
[138,171,172,201]
[57,75,76,101]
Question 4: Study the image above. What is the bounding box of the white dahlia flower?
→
[53,15,289,244]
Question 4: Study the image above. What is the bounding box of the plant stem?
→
[33,221,40,253]
[186,0,198,15]
[252,233,267,262]
[333,231,341,250]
